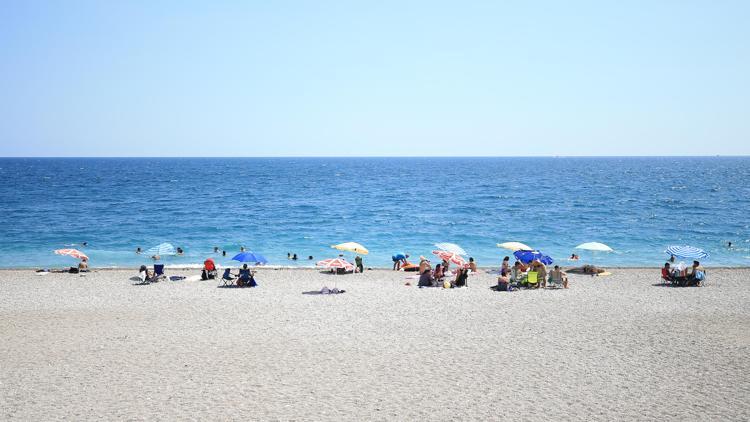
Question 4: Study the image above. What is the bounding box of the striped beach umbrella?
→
[316,258,354,270]
[665,245,709,259]
[434,242,467,256]
[54,249,88,260]
[146,242,176,256]
[432,250,466,266]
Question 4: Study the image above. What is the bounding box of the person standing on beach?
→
[355,255,364,273]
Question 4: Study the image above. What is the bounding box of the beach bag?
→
[443,280,451,289]
[201,270,208,280]
[695,270,705,281]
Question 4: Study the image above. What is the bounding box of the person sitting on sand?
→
[497,269,511,291]
[202,259,217,280]
[392,253,409,270]
[468,257,477,273]
[433,263,444,281]
[530,260,547,287]
[441,258,450,275]
[549,265,568,288]
[138,265,148,282]
[687,261,706,285]
[418,269,435,287]
[453,267,468,288]
[237,264,257,287]
[661,263,675,283]
[419,257,432,274]
[78,258,89,272]
[516,260,528,272]
[501,256,511,274]
[511,261,526,284]
[568,264,606,275]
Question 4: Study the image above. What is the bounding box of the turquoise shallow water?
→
[0,157,748,268]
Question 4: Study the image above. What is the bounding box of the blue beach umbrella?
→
[665,245,709,260]
[146,242,176,256]
[232,251,268,264]
[514,250,554,265]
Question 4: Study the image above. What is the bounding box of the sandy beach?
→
[1,268,748,421]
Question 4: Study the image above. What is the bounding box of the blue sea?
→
[0,157,748,268]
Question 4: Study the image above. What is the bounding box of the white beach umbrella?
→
[434,242,467,256]
[146,242,176,256]
[575,242,614,252]
[497,242,533,251]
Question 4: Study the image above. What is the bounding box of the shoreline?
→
[2,265,748,271]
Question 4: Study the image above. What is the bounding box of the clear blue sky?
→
[1,1,748,156]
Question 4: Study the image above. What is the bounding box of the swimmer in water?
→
[136,247,142,254]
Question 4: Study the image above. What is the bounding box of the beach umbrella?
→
[497,242,532,251]
[331,242,369,255]
[432,250,466,266]
[513,250,554,265]
[575,242,614,252]
[434,242,467,256]
[316,258,354,270]
[146,242,176,256]
[232,251,268,264]
[665,245,709,260]
[54,249,88,260]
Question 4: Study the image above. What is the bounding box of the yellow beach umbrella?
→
[496,242,532,251]
[331,242,369,255]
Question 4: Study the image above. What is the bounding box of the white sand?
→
[1,268,749,421]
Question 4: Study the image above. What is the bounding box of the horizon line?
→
[0,154,748,159]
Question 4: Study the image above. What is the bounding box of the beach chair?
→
[526,271,540,288]
[221,268,235,286]
[153,264,166,282]
[547,272,564,289]
[659,268,674,285]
